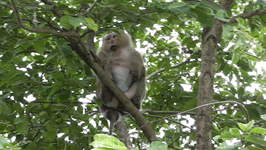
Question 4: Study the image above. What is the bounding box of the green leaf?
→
[234,39,242,50]
[222,24,234,40]
[0,136,8,148]
[167,2,186,9]
[51,72,64,82]
[59,46,73,58]
[68,17,83,29]
[231,51,239,64]
[214,10,230,22]
[43,128,57,142]
[13,103,24,115]
[229,128,241,137]
[261,114,266,121]
[84,17,98,31]
[222,63,231,76]
[0,101,11,114]
[1,50,15,65]
[192,9,213,26]
[15,117,29,134]
[219,132,236,140]
[201,0,223,11]
[237,120,254,132]
[244,135,266,146]
[250,127,266,134]
[216,141,242,150]
[60,16,74,29]
[90,134,127,150]
[48,82,63,98]
[72,0,94,5]
[244,146,261,150]
[146,141,168,150]
[34,40,46,55]
[240,69,250,82]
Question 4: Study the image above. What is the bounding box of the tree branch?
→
[229,9,266,24]
[142,109,195,115]
[11,0,77,38]
[141,100,249,128]
[146,50,200,80]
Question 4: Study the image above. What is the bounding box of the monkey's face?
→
[103,32,129,51]
[103,32,120,51]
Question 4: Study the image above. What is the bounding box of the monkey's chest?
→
[111,66,132,92]
[108,52,132,92]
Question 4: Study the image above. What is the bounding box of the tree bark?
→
[196,0,233,149]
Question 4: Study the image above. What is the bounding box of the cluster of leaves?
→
[0,0,266,149]
[90,134,168,150]
[0,135,20,150]
[215,116,266,149]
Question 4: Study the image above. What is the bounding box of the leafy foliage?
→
[0,0,266,149]
[216,117,266,149]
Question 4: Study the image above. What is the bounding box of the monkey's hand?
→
[130,95,141,109]
[129,69,141,82]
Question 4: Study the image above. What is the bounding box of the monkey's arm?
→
[129,51,146,82]
[126,50,146,109]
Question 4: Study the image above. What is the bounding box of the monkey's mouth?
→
[110,45,118,50]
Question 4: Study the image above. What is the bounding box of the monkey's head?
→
[101,30,132,51]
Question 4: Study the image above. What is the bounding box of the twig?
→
[141,109,195,115]
[146,50,200,80]
[88,0,99,12]
[140,101,249,128]
[11,0,78,38]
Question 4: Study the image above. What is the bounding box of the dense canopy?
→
[1,0,266,149]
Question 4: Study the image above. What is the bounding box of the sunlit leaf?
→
[250,127,266,134]
[84,17,98,31]
[167,2,186,9]
[244,135,266,146]
[60,16,74,29]
[231,51,239,64]
[90,134,127,150]
[146,141,168,150]
[214,10,230,22]
[261,114,266,121]
[237,120,254,132]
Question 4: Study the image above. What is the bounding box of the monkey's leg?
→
[101,85,120,108]
[124,83,137,99]
[128,78,145,109]
[109,83,138,108]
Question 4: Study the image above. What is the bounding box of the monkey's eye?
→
[105,36,111,41]
[112,35,117,38]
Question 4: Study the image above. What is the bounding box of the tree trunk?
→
[196,1,233,149]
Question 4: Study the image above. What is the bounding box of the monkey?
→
[95,30,146,135]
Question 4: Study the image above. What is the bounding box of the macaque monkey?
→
[96,30,146,135]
